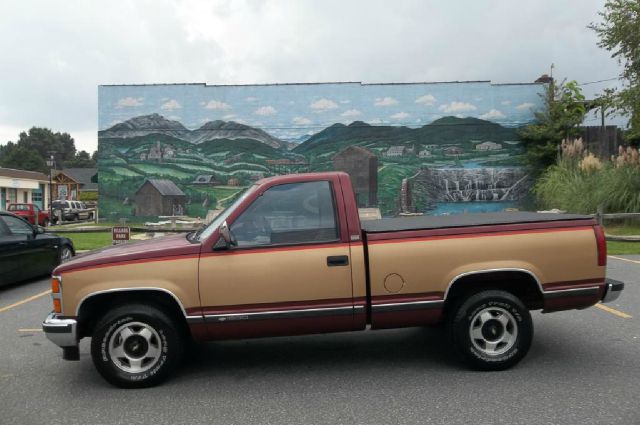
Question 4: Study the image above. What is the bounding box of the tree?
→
[66,150,96,168]
[16,127,77,167]
[519,79,587,176]
[589,0,640,142]
[0,143,48,173]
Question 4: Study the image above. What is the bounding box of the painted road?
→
[0,257,638,425]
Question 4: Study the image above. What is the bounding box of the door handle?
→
[327,255,349,267]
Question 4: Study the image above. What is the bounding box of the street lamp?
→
[46,153,55,226]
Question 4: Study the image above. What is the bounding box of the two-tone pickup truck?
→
[43,172,624,388]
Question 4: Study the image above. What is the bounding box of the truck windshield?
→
[195,185,257,242]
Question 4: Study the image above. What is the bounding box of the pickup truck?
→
[43,172,624,388]
[6,203,50,226]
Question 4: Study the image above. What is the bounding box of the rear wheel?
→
[448,290,533,371]
[90,304,184,388]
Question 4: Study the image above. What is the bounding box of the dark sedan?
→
[0,211,74,286]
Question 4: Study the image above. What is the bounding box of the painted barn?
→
[134,179,186,216]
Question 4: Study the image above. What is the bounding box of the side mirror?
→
[34,225,46,235]
[215,221,237,250]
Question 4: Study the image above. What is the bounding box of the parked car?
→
[0,211,74,286]
[51,200,94,223]
[43,172,624,388]
[6,203,51,226]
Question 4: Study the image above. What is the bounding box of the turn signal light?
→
[53,298,62,314]
[52,277,61,294]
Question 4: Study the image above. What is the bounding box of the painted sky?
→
[99,82,544,142]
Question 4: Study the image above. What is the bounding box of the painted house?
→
[134,179,186,216]
[0,167,51,211]
[385,146,406,157]
[418,150,432,158]
[444,146,465,156]
[476,141,503,151]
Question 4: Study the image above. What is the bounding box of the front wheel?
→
[90,304,184,388]
[58,245,73,263]
[448,290,533,371]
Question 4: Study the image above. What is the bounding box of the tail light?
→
[593,225,607,267]
[51,276,62,314]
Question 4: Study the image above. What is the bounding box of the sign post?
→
[112,226,130,245]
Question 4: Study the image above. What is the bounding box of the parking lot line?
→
[608,255,640,265]
[0,290,51,313]
[595,303,633,319]
[18,328,43,332]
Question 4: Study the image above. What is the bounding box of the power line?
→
[578,77,621,86]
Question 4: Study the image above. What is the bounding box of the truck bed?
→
[360,212,594,233]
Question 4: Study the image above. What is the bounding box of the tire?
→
[90,304,184,388]
[59,245,73,263]
[448,290,533,371]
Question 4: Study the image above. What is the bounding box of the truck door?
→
[198,180,357,339]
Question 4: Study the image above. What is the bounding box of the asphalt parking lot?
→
[0,256,638,425]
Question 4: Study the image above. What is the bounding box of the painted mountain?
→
[99,113,288,149]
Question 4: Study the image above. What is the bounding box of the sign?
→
[112,226,130,245]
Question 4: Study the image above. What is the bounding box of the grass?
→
[607,241,640,255]
[57,232,143,251]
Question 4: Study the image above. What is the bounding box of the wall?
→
[98,81,544,221]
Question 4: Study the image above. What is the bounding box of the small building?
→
[191,175,220,185]
[385,146,406,157]
[0,167,51,211]
[134,179,186,216]
[476,141,502,151]
[444,146,464,156]
[227,178,240,187]
[418,150,432,158]
[51,170,81,201]
[333,146,378,207]
[61,168,98,198]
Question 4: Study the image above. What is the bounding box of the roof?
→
[0,167,49,181]
[138,179,186,196]
[334,145,376,159]
[61,168,98,190]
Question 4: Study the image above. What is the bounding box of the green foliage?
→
[519,80,586,176]
[590,0,640,142]
[535,161,640,213]
[66,150,96,167]
[0,143,48,172]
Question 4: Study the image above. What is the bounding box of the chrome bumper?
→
[42,312,78,348]
[602,278,624,304]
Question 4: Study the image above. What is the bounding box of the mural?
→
[98,81,544,221]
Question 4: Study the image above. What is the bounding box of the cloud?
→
[161,99,182,111]
[254,105,277,116]
[310,98,338,110]
[204,100,231,110]
[292,116,312,125]
[415,94,436,105]
[369,118,384,125]
[439,101,477,113]
[245,96,259,102]
[339,100,351,104]
[501,100,512,106]
[340,109,362,118]
[222,114,236,120]
[115,97,143,108]
[479,109,506,120]
[374,97,399,107]
[515,102,536,111]
[390,111,410,120]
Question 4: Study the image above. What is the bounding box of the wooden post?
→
[596,205,604,226]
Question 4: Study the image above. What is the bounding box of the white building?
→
[418,150,432,158]
[385,146,406,157]
[0,167,51,211]
[476,141,503,151]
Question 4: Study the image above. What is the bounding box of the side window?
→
[2,215,33,236]
[230,181,339,248]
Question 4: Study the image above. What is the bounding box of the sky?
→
[0,0,624,153]
[99,82,545,142]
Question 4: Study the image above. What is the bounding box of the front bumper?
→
[602,278,624,303]
[42,313,79,360]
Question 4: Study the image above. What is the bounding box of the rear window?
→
[7,204,29,211]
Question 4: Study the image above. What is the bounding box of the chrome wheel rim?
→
[469,306,518,356]
[108,321,163,374]
[60,247,72,262]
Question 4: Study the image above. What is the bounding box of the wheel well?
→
[444,271,543,313]
[76,290,191,339]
